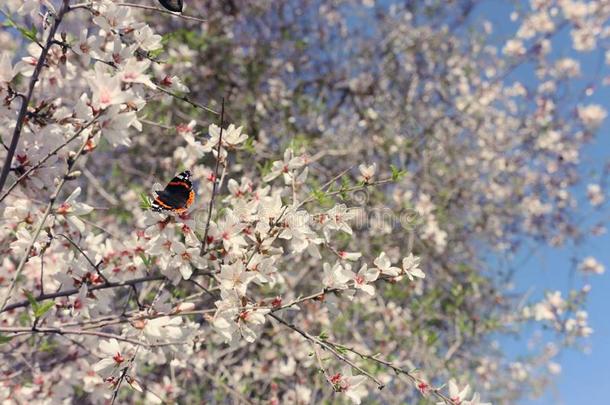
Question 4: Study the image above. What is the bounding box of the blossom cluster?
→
[0,0,607,404]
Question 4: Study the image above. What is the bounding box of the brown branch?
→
[118,2,206,23]
[269,313,385,389]
[0,275,166,313]
[0,326,182,348]
[155,85,219,115]
[111,363,131,404]
[200,98,225,256]
[0,0,70,195]
[272,289,333,312]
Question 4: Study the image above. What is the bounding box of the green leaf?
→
[147,47,165,60]
[20,25,38,42]
[257,160,273,177]
[0,335,13,345]
[390,165,407,182]
[318,331,329,340]
[335,345,348,355]
[311,188,332,206]
[139,192,152,210]
[34,301,55,318]
[426,331,439,346]
[1,12,37,43]
[139,253,152,268]
[39,339,57,353]
[242,137,255,154]
[339,176,351,200]
[24,290,39,311]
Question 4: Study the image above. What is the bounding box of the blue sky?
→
[471,2,610,403]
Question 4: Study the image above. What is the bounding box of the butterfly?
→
[158,0,183,12]
[151,170,195,214]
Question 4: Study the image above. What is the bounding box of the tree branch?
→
[0,326,181,348]
[200,98,225,256]
[155,85,220,115]
[0,0,70,195]
[1,275,166,314]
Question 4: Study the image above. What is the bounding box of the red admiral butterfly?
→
[151,170,195,214]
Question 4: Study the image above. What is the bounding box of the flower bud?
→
[65,170,82,180]
[174,302,195,313]
[67,151,77,167]
[131,319,146,329]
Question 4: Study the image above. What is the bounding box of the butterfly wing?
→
[151,170,194,213]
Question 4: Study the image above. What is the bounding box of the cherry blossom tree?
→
[0,1,607,404]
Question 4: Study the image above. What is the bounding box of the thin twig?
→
[298,177,394,208]
[82,167,119,205]
[111,365,130,404]
[271,274,405,314]
[38,232,53,296]
[270,313,385,389]
[130,284,144,310]
[110,279,169,402]
[200,368,255,405]
[118,2,206,23]
[77,308,217,331]
[155,85,219,115]
[272,289,333,312]
[200,98,225,256]
[140,118,173,130]
[271,313,454,403]
[39,249,45,296]
[325,341,453,403]
[56,233,109,283]
[313,346,335,387]
[70,1,207,24]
